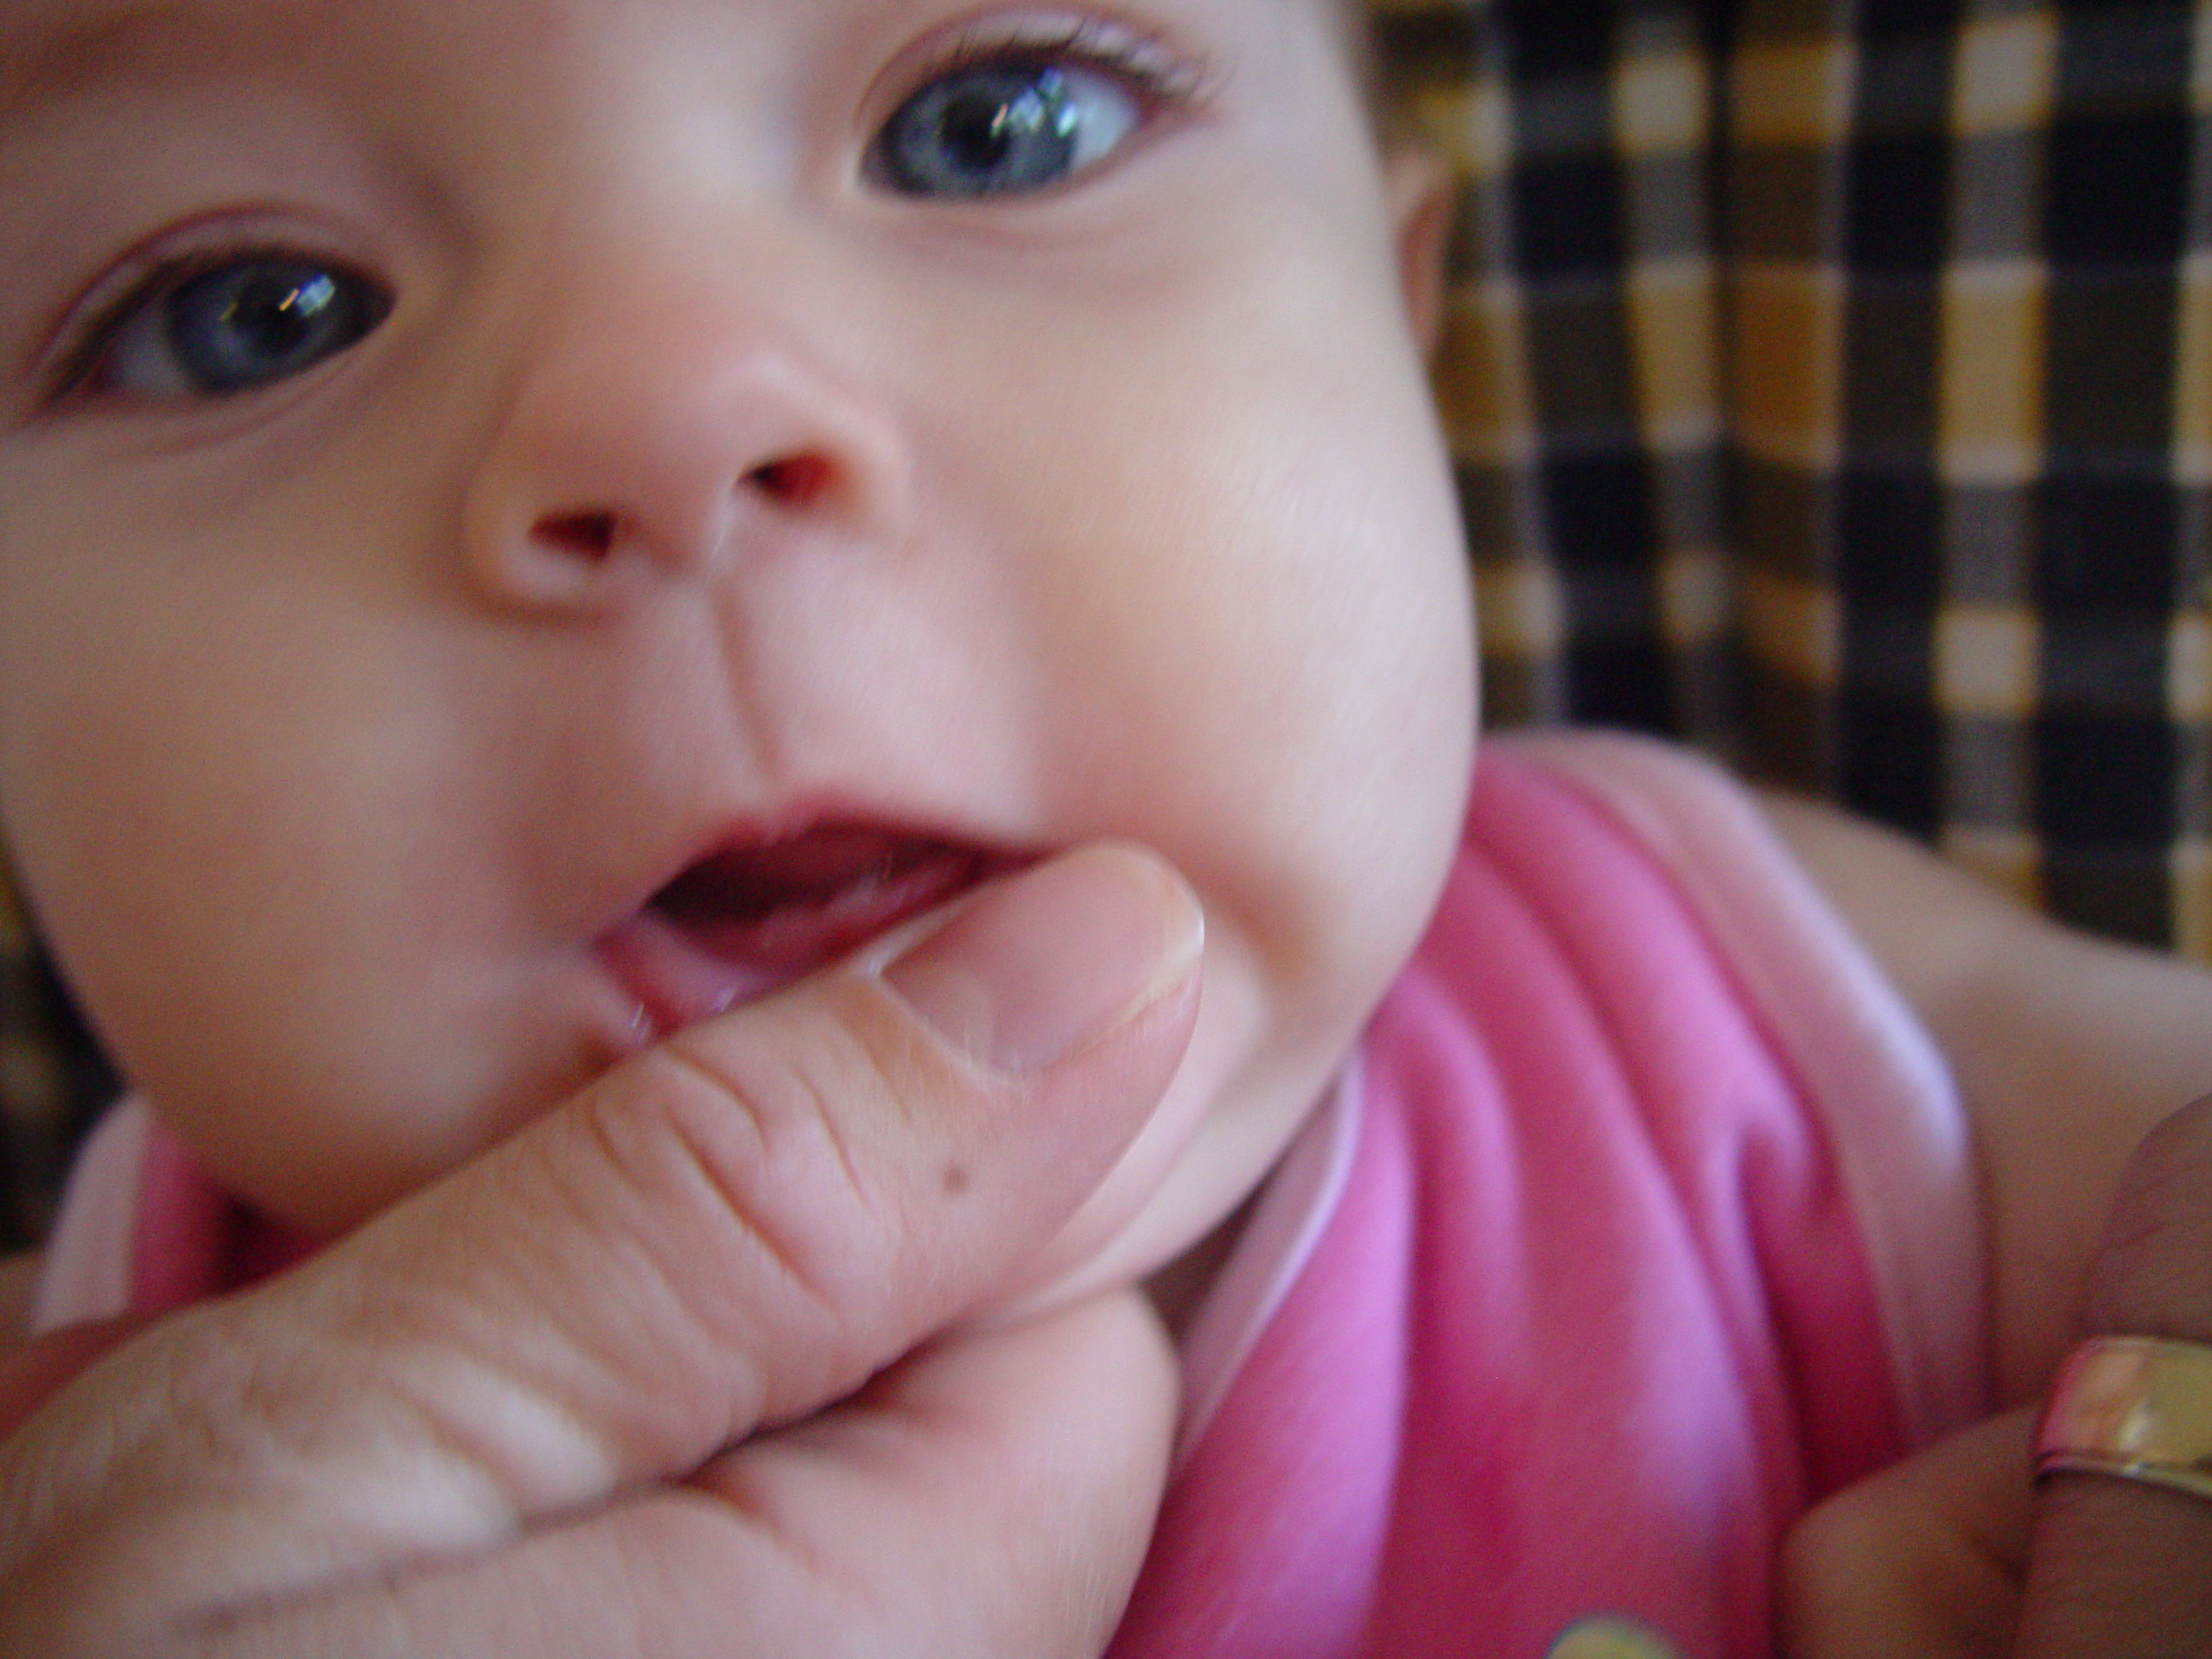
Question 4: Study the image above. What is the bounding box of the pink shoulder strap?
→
[1498,730,1990,1444]
[32,1096,316,1334]
[29,1099,150,1333]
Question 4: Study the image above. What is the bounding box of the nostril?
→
[535,510,620,563]
[749,454,833,509]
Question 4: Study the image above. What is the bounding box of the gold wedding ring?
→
[2036,1335,2212,1503]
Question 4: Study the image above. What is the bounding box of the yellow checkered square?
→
[1936,603,2041,718]
[1627,257,1723,448]
[1952,13,2058,137]
[1614,48,1710,160]
[1939,260,2047,486]
[1730,37,1858,148]
[2177,251,2212,486]
[1435,279,1538,465]
[1476,558,1568,661]
[2174,837,2212,961]
[2169,608,2212,721]
[1413,78,1515,182]
[2193,1,2212,116]
[1731,264,1846,469]
[1744,567,1840,688]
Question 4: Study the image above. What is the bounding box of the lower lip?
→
[594,847,1028,1039]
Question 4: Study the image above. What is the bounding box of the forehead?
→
[0,0,1382,251]
[0,0,591,121]
[3,0,298,101]
[1,0,1358,101]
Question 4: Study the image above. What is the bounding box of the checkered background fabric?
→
[1,0,2207,1245]
[1378,0,2212,940]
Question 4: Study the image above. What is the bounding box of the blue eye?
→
[87,255,389,399]
[875,58,1141,197]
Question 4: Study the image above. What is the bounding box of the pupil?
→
[232,271,334,355]
[944,92,1015,174]
[168,261,357,391]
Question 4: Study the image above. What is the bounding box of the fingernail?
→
[884,843,1203,1076]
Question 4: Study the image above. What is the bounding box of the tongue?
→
[603,829,1025,1034]
[665,839,982,969]
[655,828,944,925]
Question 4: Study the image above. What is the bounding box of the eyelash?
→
[39,233,378,408]
[895,15,1212,129]
[30,19,1213,407]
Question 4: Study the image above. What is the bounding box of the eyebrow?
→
[1,2,245,128]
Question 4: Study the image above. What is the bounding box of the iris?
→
[159,259,383,394]
[879,60,1132,197]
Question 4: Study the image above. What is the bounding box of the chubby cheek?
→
[995,469,1475,1304]
[963,356,1474,1306]
[1005,352,1474,1025]
[912,152,1478,1026]
[0,584,588,1231]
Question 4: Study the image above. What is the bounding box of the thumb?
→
[0,1315,149,1439]
[2018,1094,2212,1656]
[0,841,1203,1643]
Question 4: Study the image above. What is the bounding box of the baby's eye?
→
[79,254,390,400]
[874,58,1141,198]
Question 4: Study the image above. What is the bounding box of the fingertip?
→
[881,841,1203,1078]
[2086,1094,2212,1341]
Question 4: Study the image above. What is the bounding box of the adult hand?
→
[2015,1091,2212,1655]
[1783,1094,2212,1658]
[0,842,1204,1657]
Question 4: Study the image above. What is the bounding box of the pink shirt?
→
[35,734,1989,1657]
[1110,734,1986,1656]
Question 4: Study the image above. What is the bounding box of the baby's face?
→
[0,0,1473,1298]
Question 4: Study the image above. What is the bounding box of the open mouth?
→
[596,823,1033,1036]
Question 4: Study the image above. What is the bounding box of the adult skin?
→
[1782,1093,2212,1656]
[2014,1092,2212,1655]
[0,844,1202,1657]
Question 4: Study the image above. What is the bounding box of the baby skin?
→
[0,0,2207,1651]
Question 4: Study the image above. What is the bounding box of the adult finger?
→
[0,1314,146,1440]
[209,1289,1179,1658]
[2017,1093,2212,1656]
[0,842,1203,1653]
[1780,1409,2036,1659]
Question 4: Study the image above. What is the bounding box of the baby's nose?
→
[461,307,913,612]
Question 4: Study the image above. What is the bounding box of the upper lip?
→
[606,790,1046,933]
[582,792,1047,1036]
